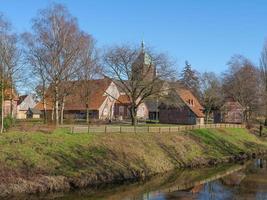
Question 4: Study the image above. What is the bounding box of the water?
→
[15,158,267,200]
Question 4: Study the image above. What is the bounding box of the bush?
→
[3,114,14,130]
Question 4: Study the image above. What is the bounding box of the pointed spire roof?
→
[135,40,152,65]
[141,40,145,53]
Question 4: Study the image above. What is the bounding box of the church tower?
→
[131,41,156,81]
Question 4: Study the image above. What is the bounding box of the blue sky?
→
[1,0,267,74]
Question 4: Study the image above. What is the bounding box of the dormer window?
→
[188,99,194,106]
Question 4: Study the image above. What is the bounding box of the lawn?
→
[0,127,266,178]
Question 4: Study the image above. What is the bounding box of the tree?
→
[260,41,267,126]
[22,32,49,123]
[180,61,201,98]
[200,72,222,123]
[223,55,260,123]
[103,44,175,126]
[76,36,100,123]
[0,14,20,132]
[25,4,88,125]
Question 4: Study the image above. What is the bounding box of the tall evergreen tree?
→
[180,61,201,97]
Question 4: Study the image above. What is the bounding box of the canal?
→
[13,158,267,200]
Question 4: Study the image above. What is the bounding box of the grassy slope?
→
[0,128,266,195]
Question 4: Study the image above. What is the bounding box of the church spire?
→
[141,39,145,53]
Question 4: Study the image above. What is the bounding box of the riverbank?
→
[0,127,266,198]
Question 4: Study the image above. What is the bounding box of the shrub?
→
[3,114,14,130]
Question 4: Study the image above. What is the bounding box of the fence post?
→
[159,127,161,133]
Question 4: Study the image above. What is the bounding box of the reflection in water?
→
[13,158,267,200]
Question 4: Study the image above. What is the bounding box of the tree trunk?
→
[1,78,4,133]
[205,108,211,124]
[43,98,47,124]
[51,106,54,122]
[130,106,137,126]
[86,104,89,124]
[55,85,59,126]
[10,81,13,118]
[265,88,267,126]
[42,83,47,124]
[244,109,250,126]
[60,96,65,125]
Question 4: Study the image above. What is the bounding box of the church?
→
[34,42,205,125]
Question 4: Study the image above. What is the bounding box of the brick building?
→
[214,98,244,124]
[159,88,205,125]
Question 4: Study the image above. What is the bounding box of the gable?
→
[18,95,36,111]
[221,101,244,112]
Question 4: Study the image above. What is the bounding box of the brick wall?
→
[159,106,197,125]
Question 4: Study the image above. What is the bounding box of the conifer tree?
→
[180,61,201,98]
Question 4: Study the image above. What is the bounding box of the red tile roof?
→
[35,78,111,111]
[176,88,205,118]
[34,99,53,111]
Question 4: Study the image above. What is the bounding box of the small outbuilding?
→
[17,94,37,119]
[159,88,205,125]
[26,108,42,119]
[214,98,244,124]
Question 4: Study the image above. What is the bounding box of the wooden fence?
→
[69,123,245,134]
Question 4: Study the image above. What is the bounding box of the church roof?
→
[134,41,152,66]
[135,51,152,66]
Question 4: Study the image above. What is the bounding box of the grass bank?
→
[0,127,266,197]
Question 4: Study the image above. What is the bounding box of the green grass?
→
[0,127,266,183]
[189,128,267,157]
[0,128,102,176]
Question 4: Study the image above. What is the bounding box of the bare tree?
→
[76,36,100,123]
[223,55,260,123]
[0,14,21,132]
[22,32,49,123]
[260,41,267,126]
[200,72,222,123]
[103,44,176,125]
[25,4,88,125]
[5,39,22,118]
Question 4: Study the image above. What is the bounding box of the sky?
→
[1,0,267,74]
